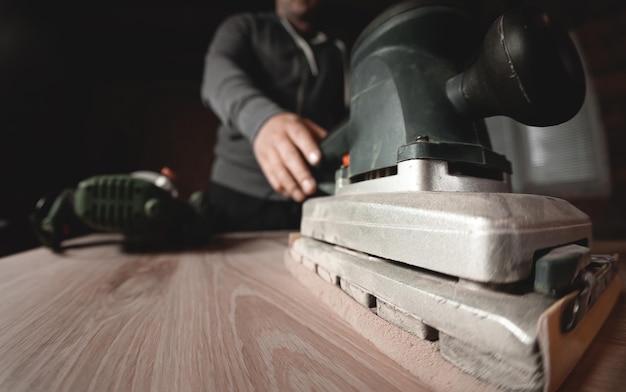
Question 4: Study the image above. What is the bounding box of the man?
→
[201,0,348,231]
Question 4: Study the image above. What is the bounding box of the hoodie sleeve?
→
[200,14,286,142]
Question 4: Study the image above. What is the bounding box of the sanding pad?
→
[285,233,621,392]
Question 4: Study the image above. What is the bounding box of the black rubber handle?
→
[447,5,586,126]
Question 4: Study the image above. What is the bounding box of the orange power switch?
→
[342,154,350,167]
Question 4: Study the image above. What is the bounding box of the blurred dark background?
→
[1,0,625,256]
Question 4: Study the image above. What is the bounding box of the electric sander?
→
[287,1,620,391]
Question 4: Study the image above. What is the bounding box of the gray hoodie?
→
[201,12,348,200]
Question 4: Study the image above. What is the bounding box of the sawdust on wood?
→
[284,251,501,392]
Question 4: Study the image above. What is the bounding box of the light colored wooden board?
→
[0,232,429,392]
[1,233,624,392]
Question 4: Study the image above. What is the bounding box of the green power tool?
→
[30,168,212,252]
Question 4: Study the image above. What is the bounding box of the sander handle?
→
[446,5,586,126]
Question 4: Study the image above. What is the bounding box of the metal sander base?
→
[286,235,620,392]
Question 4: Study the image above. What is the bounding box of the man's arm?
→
[200,15,284,142]
[200,15,325,201]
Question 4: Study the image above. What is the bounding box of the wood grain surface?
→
[0,232,624,392]
[0,232,430,392]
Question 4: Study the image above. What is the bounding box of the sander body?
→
[288,1,620,391]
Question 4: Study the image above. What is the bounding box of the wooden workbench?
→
[0,232,624,391]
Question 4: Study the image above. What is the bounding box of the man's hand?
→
[253,113,328,202]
